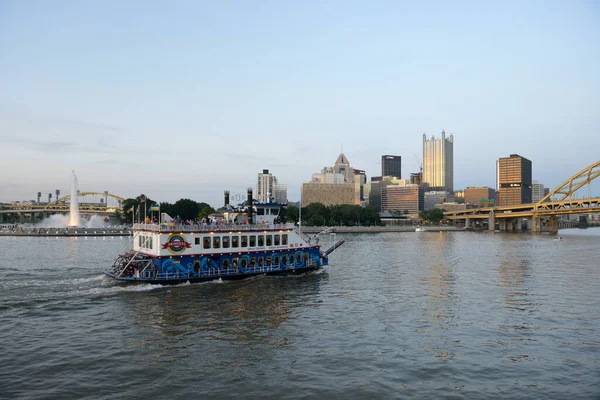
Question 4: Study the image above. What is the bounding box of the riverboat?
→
[104,198,344,284]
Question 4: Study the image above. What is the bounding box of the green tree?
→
[283,205,299,224]
[362,205,380,226]
[172,198,201,221]
[117,194,156,223]
[197,204,215,221]
[420,208,445,224]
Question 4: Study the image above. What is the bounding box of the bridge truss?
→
[444,160,600,220]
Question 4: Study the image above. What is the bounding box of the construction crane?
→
[414,154,423,173]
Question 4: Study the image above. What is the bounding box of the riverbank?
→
[0,228,131,237]
[299,225,464,233]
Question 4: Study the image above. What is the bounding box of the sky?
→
[1,1,599,207]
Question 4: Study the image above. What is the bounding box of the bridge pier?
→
[465,218,472,229]
[499,219,506,232]
[532,216,542,233]
[524,218,532,231]
[549,215,558,234]
[488,211,495,231]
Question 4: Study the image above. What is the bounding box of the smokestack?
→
[56,189,60,201]
[247,188,253,223]
[48,193,52,203]
[37,192,41,204]
[224,190,230,207]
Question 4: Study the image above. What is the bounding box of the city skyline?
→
[1,2,599,206]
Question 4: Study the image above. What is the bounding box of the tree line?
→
[281,203,381,226]
[117,195,215,223]
[117,195,381,226]
[117,194,446,226]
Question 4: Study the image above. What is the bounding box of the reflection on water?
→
[120,273,326,364]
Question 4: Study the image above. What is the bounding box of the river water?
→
[1,229,599,399]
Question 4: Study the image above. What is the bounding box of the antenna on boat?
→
[299,184,302,235]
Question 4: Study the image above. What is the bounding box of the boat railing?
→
[132,222,295,233]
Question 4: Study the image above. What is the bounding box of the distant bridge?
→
[0,192,125,222]
[444,161,600,233]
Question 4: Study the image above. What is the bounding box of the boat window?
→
[149,237,153,250]
[138,236,142,247]
[232,258,238,269]
[304,253,309,264]
[266,256,272,266]
[241,235,248,247]
[266,235,272,246]
[250,258,256,268]
[223,259,229,269]
[273,255,280,265]
[222,236,230,248]
[213,236,221,249]
[281,255,287,266]
[194,259,200,272]
[195,237,201,245]
[257,235,264,246]
[258,257,264,267]
[296,253,302,263]
[282,234,288,245]
[232,236,239,248]
[241,258,247,268]
[203,237,211,249]
[257,208,265,215]
[289,254,294,264]
[274,235,280,245]
[249,235,256,247]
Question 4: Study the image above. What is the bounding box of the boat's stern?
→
[105,251,156,282]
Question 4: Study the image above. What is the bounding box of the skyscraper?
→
[531,181,547,203]
[334,153,354,183]
[496,154,532,206]
[381,155,402,178]
[302,152,356,207]
[256,169,275,203]
[422,130,454,192]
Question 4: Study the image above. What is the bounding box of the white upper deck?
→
[131,222,314,257]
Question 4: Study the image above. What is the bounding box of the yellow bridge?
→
[444,161,600,233]
[0,192,125,222]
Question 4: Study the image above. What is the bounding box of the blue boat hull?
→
[105,248,327,284]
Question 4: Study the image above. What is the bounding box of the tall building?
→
[353,169,367,206]
[532,181,547,203]
[334,153,354,183]
[274,183,288,204]
[464,186,495,206]
[302,152,357,207]
[424,191,452,211]
[368,177,386,212]
[382,155,402,178]
[423,130,454,192]
[256,169,275,203]
[301,183,354,207]
[382,184,423,214]
[312,167,345,184]
[496,154,532,206]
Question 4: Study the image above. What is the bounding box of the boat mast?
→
[299,184,302,235]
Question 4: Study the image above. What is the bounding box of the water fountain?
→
[69,170,80,227]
